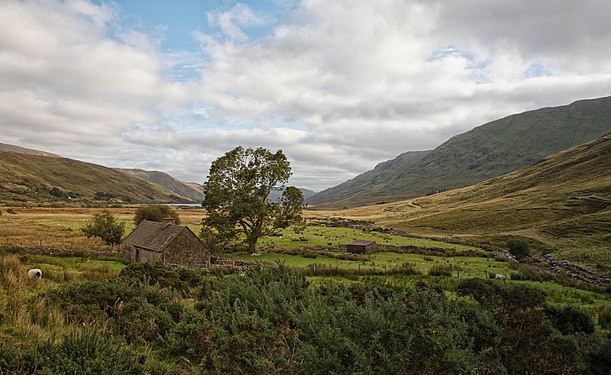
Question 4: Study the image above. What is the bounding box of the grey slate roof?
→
[123,220,185,252]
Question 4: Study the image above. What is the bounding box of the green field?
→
[258,225,481,251]
[228,251,505,276]
[226,251,611,311]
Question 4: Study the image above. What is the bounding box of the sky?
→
[1,0,611,191]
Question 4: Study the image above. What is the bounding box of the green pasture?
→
[20,255,125,284]
[258,225,481,251]
[227,251,512,278]
[5,250,611,323]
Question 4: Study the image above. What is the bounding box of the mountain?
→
[365,132,611,266]
[0,151,195,204]
[328,133,611,267]
[308,96,611,207]
[116,168,204,202]
[266,187,317,203]
[0,143,62,158]
[307,151,431,206]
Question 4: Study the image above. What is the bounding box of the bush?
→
[507,238,529,260]
[589,338,611,375]
[544,305,595,334]
[20,329,156,374]
[118,263,204,295]
[82,210,125,247]
[134,205,180,225]
[598,306,611,329]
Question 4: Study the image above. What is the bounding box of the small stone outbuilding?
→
[122,220,211,269]
[346,240,376,254]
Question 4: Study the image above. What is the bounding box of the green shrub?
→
[20,329,158,374]
[588,339,611,375]
[134,205,180,225]
[598,306,611,329]
[117,263,204,297]
[544,305,595,334]
[82,210,125,247]
[507,238,529,260]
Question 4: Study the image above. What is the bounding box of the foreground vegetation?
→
[1,206,609,373]
[1,257,609,374]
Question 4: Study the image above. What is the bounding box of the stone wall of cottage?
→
[123,244,163,264]
[163,230,211,268]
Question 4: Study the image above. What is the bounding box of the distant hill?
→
[371,132,611,267]
[0,143,62,158]
[266,187,317,203]
[307,151,431,206]
[308,96,611,207]
[0,152,195,204]
[116,169,204,202]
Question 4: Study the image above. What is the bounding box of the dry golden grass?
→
[0,255,62,337]
[0,206,206,250]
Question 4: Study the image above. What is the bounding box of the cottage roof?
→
[123,220,186,252]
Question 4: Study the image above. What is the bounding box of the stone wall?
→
[163,230,210,268]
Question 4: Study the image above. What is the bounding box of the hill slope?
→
[0,143,61,158]
[337,133,611,267]
[116,168,204,202]
[308,151,431,206]
[308,96,611,207]
[0,152,194,204]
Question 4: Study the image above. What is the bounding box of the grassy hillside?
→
[309,96,611,207]
[312,133,611,269]
[307,151,431,206]
[116,168,203,202]
[0,143,61,158]
[0,152,192,204]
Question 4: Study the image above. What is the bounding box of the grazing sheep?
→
[27,268,42,279]
[495,274,506,281]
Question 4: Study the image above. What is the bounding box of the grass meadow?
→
[1,206,610,332]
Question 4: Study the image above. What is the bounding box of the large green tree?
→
[201,146,305,254]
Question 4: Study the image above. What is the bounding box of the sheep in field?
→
[27,268,42,279]
[495,274,506,281]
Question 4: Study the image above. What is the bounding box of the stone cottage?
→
[122,220,211,269]
[346,240,376,254]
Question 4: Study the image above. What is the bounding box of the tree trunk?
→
[247,238,258,254]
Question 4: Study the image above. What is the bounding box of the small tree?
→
[507,238,529,260]
[134,205,180,225]
[82,210,125,248]
[201,146,305,254]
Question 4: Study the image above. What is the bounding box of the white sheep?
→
[27,268,43,279]
[495,274,505,281]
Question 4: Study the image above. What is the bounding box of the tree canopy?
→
[201,146,305,253]
[134,204,180,225]
[82,210,125,247]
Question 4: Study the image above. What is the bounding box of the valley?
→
[1,97,610,374]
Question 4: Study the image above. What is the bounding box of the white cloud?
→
[0,0,191,158]
[206,3,275,42]
[1,0,610,191]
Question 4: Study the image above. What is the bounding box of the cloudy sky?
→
[1,0,610,191]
